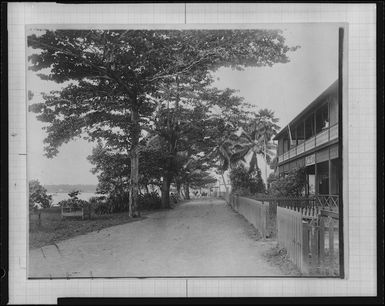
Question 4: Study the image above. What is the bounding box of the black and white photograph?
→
[4,2,381,303]
[26,24,345,279]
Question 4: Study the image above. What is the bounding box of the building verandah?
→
[273,80,340,210]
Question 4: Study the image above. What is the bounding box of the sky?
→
[27,24,339,185]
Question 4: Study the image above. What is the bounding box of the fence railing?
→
[258,195,339,213]
[314,195,339,212]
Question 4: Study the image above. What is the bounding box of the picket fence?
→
[277,206,339,275]
[226,194,268,239]
[221,193,340,275]
[277,207,304,271]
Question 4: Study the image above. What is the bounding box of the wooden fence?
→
[277,207,304,271]
[225,194,268,239]
[277,206,340,275]
[303,210,340,275]
[61,203,92,220]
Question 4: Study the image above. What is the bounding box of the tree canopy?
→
[28,29,298,213]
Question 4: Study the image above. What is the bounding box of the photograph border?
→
[25,22,348,280]
[5,2,381,303]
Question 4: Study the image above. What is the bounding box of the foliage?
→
[90,196,113,215]
[57,189,88,210]
[68,189,81,199]
[87,142,163,195]
[170,193,180,204]
[229,109,280,172]
[229,164,265,195]
[58,198,89,210]
[268,167,307,197]
[90,193,130,215]
[28,29,298,211]
[91,192,162,214]
[29,179,53,209]
[137,192,162,211]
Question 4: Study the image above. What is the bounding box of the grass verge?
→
[29,207,145,249]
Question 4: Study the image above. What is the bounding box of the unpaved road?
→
[29,198,285,277]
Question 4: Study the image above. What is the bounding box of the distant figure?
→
[323,119,329,129]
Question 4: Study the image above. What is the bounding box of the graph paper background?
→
[7,3,377,303]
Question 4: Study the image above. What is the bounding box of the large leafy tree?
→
[87,142,163,197]
[29,179,52,209]
[204,88,254,191]
[28,29,297,216]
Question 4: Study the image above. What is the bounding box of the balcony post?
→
[328,158,332,195]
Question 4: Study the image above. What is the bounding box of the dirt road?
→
[29,198,285,278]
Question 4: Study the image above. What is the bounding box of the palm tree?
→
[230,109,280,182]
[255,109,280,181]
[209,136,238,192]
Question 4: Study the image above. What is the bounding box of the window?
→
[316,103,329,133]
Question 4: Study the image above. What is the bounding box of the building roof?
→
[273,79,338,140]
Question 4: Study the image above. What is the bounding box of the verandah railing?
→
[259,195,339,213]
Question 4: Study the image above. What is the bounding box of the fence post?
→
[329,218,335,259]
[38,211,41,227]
[311,226,319,273]
[319,217,325,273]
[302,223,310,273]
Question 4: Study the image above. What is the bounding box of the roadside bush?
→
[230,164,266,196]
[89,196,111,215]
[94,193,130,215]
[137,192,161,211]
[58,198,89,210]
[268,167,307,197]
[170,193,180,204]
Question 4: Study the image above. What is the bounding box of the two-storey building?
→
[273,80,340,197]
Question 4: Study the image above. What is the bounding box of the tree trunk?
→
[264,138,268,185]
[161,177,171,209]
[221,172,228,193]
[129,108,140,218]
[184,183,190,200]
[176,180,182,197]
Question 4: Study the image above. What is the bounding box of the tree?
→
[268,167,307,197]
[68,189,81,199]
[29,179,52,209]
[28,29,297,215]
[224,109,279,185]
[87,142,164,208]
[150,82,255,207]
[254,109,280,181]
[204,88,254,191]
[229,164,265,195]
